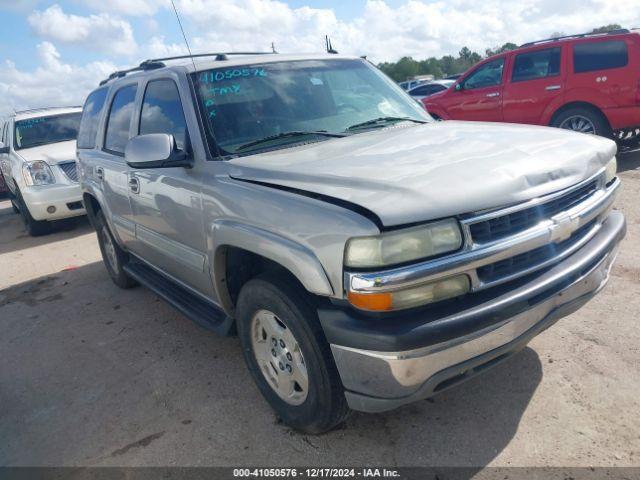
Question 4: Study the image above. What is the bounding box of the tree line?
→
[377,24,623,82]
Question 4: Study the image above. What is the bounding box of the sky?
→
[0,0,636,115]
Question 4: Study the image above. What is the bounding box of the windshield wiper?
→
[235,131,345,152]
[345,116,426,132]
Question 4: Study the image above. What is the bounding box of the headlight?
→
[22,161,56,186]
[344,218,463,268]
[348,274,471,311]
[604,157,617,185]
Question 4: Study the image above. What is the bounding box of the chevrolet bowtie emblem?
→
[550,215,579,243]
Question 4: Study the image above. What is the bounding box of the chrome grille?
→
[477,219,597,284]
[346,170,618,303]
[58,161,78,182]
[469,180,599,244]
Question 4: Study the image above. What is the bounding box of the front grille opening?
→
[469,180,598,244]
[58,162,79,182]
[477,219,597,284]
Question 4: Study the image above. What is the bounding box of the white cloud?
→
[4,0,639,117]
[0,0,39,12]
[145,36,189,59]
[172,0,640,62]
[76,0,165,16]
[0,42,115,116]
[28,4,137,56]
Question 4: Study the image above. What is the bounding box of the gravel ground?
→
[0,150,639,468]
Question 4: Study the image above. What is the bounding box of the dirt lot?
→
[1,151,639,469]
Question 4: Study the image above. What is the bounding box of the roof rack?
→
[520,28,630,47]
[98,63,162,86]
[99,52,276,86]
[143,51,275,64]
[13,106,82,116]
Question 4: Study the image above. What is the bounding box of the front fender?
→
[211,219,334,309]
[423,103,448,120]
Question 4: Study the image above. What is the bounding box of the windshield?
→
[193,59,430,156]
[14,112,81,150]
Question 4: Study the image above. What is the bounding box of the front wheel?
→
[551,107,612,138]
[16,190,51,236]
[236,274,350,434]
[94,210,138,289]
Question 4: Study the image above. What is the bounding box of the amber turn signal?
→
[347,291,393,312]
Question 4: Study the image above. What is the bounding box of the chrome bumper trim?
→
[347,176,619,294]
[333,211,625,412]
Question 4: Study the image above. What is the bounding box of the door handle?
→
[95,166,104,181]
[129,177,140,194]
[486,92,500,98]
[545,85,561,91]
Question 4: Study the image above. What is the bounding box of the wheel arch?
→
[548,101,612,132]
[82,192,102,227]
[424,104,447,120]
[211,220,334,315]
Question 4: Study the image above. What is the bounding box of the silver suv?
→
[77,53,625,433]
[1,107,85,235]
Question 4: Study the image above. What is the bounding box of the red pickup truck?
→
[423,29,640,141]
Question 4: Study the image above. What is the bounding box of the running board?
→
[123,261,234,336]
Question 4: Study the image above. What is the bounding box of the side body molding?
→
[211,219,335,311]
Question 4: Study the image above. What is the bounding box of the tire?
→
[16,189,51,236]
[94,209,138,289]
[236,274,350,434]
[11,199,19,214]
[551,107,612,138]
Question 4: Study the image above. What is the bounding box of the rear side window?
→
[573,40,628,73]
[104,84,138,154]
[139,80,188,150]
[77,88,108,149]
[512,48,561,82]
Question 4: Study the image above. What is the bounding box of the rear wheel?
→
[551,107,612,138]
[16,189,51,236]
[94,210,138,289]
[236,274,350,434]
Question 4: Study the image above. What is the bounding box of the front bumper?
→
[21,183,85,221]
[321,211,625,413]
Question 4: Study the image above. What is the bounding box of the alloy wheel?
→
[559,115,596,134]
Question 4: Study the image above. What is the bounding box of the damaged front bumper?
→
[319,211,625,413]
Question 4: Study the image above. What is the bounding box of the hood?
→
[228,121,616,227]
[16,140,77,165]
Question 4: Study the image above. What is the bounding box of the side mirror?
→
[0,142,9,154]
[455,83,463,92]
[125,134,192,169]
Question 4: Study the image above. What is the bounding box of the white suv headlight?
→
[344,218,463,268]
[22,161,56,186]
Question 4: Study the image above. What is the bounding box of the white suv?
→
[0,107,85,235]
